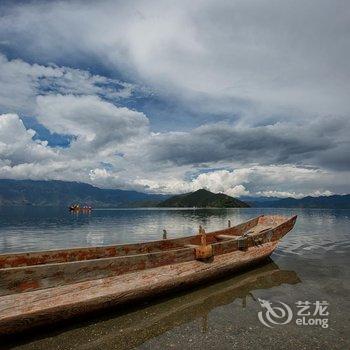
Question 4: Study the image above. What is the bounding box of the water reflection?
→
[0,207,302,253]
[2,260,300,350]
[1,207,349,255]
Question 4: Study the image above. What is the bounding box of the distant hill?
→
[251,194,350,209]
[0,179,167,207]
[157,189,250,208]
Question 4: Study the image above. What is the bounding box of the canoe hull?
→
[0,241,278,335]
[0,215,297,335]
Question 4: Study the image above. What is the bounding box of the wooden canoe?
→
[2,263,301,348]
[0,214,297,335]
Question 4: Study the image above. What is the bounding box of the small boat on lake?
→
[0,214,297,335]
[68,204,92,212]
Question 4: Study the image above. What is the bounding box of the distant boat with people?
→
[68,204,92,212]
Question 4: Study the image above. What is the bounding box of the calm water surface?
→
[0,207,349,349]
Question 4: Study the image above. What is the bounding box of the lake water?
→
[0,207,349,349]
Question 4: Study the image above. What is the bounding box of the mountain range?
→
[0,179,167,207]
[0,179,349,208]
[250,194,350,209]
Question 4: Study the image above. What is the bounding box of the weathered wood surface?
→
[0,242,278,335]
[75,265,300,350]
[0,216,263,268]
[0,215,297,335]
[0,240,184,269]
[0,247,196,296]
[1,264,300,349]
[0,215,296,296]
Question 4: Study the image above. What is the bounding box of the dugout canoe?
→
[2,263,300,348]
[0,214,297,335]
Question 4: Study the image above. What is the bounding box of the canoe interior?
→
[0,215,297,296]
[0,215,290,268]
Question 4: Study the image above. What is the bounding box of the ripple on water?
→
[274,233,350,260]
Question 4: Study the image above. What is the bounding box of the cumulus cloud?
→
[255,190,333,199]
[0,54,133,115]
[127,165,349,197]
[0,114,57,165]
[0,113,132,185]
[36,94,149,151]
[0,113,349,196]
[142,119,350,171]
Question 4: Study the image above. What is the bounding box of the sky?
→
[0,0,349,198]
